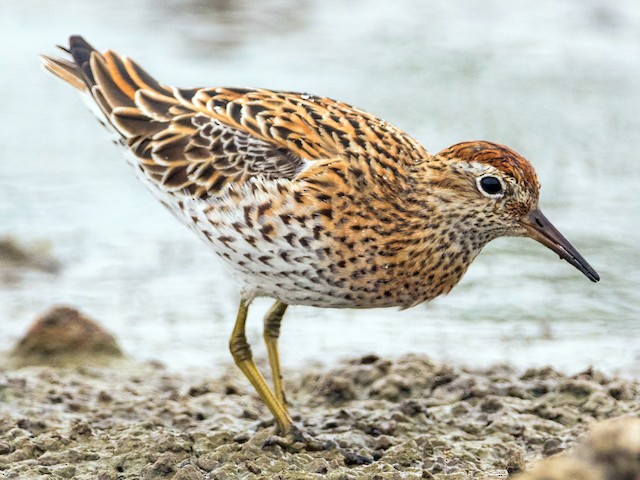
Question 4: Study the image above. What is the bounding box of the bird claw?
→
[263,424,335,452]
[262,425,374,465]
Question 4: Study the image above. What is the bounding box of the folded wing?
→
[42,36,427,198]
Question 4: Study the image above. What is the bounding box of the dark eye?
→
[478,176,504,196]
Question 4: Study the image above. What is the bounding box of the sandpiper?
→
[42,36,599,437]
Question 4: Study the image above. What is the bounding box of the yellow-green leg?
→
[263,300,288,408]
[229,299,292,434]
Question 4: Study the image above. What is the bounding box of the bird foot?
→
[263,424,335,452]
[262,425,374,464]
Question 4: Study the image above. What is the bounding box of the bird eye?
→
[477,175,504,197]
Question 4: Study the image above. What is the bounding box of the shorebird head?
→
[434,141,600,282]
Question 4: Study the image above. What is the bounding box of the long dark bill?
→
[522,209,600,282]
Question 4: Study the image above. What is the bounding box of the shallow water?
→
[1,0,639,376]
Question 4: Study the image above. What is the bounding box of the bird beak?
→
[521,209,600,282]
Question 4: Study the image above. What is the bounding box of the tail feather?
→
[68,35,99,87]
[42,35,208,197]
[41,35,177,140]
[89,51,136,109]
[40,55,86,91]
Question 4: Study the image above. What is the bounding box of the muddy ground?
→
[1,332,639,480]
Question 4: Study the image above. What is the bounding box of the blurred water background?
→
[1,0,638,376]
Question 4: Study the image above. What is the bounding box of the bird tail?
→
[40,35,174,138]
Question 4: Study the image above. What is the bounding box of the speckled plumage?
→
[42,36,599,436]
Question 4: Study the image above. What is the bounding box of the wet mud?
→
[1,348,638,479]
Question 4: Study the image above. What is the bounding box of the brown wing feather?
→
[42,36,428,198]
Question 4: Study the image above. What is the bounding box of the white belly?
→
[174,180,350,307]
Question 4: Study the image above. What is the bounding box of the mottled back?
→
[42,36,429,200]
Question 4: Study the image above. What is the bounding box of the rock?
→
[516,416,640,480]
[580,416,640,479]
[517,456,604,480]
[11,306,123,364]
[0,237,61,273]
